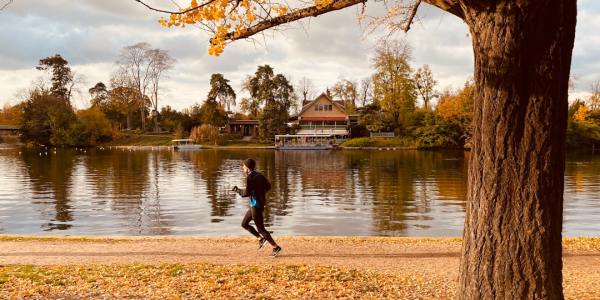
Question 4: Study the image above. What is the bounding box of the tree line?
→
[1,40,598,149]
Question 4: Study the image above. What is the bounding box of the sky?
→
[0,0,598,110]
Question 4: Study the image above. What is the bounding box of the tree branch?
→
[0,0,13,11]
[225,0,463,41]
[401,0,421,32]
[423,0,462,18]
[227,0,367,41]
[133,0,215,15]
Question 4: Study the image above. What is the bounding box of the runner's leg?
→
[251,207,277,246]
[241,208,260,238]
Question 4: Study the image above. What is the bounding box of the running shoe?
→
[258,237,268,250]
[271,246,282,257]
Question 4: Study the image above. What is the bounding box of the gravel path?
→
[1,236,598,298]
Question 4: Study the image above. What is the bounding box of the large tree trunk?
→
[458,1,576,299]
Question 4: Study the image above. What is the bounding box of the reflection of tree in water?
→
[277,151,350,198]
[344,150,467,235]
[86,149,172,235]
[433,151,468,204]
[186,149,286,226]
[21,149,76,231]
[565,152,600,194]
[253,150,287,224]
[188,149,235,222]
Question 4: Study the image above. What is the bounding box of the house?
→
[0,125,20,136]
[275,93,359,149]
[295,92,358,138]
[226,120,258,137]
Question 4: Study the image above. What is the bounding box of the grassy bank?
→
[202,140,273,148]
[106,134,272,148]
[107,134,174,146]
[341,137,417,148]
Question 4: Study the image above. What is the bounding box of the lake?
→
[0,147,598,236]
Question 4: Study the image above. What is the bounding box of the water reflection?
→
[21,149,77,231]
[0,147,597,236]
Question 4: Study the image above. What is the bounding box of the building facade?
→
[295,93,358,137]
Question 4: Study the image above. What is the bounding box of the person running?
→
[233,158,282,257]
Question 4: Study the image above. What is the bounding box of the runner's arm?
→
[240,176,253,197]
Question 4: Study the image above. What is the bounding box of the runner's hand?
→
[232,186,239,192]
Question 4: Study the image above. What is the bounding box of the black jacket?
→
[238,171,271,208]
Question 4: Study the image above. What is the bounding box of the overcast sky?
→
[1,0,598,110]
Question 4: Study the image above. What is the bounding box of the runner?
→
[233,158,282,257]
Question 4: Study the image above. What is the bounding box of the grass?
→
[105,133,272,148]
[0,263,454,299]
[204,141,273,148]
[341,137,417,148]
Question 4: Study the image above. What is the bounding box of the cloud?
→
[0,0,598,110]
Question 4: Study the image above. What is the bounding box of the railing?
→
[370,132,395,138]
[300,125,347,129]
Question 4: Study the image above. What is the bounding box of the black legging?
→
[241,207,276,246]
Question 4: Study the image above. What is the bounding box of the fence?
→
[370,132,395,138]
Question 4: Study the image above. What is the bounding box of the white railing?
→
[300,125,346,129]
[370,132,395,138]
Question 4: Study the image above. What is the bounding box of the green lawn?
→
[341,137,417,148]
[107,134,174,146]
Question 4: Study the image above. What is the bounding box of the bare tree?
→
[119,42,152,131]
[147,49,175,132]
[68,72,89,108]
[413,64,437,110]
[359,77,373,107]
[296,77,316,104]
[589,80,600,112]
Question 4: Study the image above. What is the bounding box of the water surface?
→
[0,147,597,236]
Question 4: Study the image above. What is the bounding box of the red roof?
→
[300,116,346,121]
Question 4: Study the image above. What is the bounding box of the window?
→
[314,104,333,111]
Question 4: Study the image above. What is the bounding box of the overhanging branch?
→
[133,0,215,15]
[226,0,367,41]
[225,0,463,41]
[401,0,421,32]
[132,0,464,43]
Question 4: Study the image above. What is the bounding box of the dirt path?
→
[1,236,599,298]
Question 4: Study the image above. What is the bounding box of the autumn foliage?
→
[158,0,290,56]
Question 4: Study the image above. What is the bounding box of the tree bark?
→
[459,1,577,299]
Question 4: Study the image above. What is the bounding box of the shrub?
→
[68,107,115,146]
[348,124,369,138]
[414,124,461,148]
[190,124,220,145]
[341,137,415,148]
